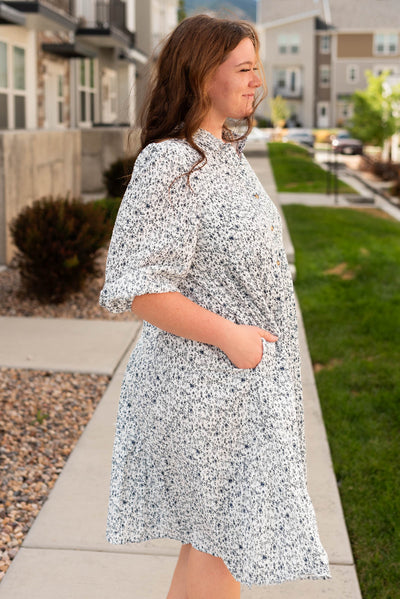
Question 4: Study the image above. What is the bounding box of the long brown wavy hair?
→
[139,14,266,175]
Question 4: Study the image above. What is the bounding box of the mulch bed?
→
[0,250,134,582]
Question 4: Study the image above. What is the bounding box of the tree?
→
[270,95,290,128]
[350,70,400,150]
[178,0,187,22]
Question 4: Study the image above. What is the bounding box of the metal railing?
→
[273,85,303,100]
[77,0,127,31]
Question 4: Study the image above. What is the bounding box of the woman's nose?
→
[250,72,262,88]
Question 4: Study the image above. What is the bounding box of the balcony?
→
[44,0,74,15]
[0,2,26,25]
[273,85,303,100]
[76,0,134,49]
[2,1,76,30]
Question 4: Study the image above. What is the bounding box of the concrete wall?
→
[0,127,141,264]
[81,126,140,193]
[0,129,81,264]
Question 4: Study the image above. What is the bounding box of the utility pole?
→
[334,148,338,205]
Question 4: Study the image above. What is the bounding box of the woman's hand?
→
[218,323,278,369]
[131,292,278,370]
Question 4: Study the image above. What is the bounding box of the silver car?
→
[282,130,315,148]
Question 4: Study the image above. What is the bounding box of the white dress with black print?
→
[100,128,331,587]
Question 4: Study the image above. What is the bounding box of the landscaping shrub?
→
[360,156,400,198]
[255,116,272,128]
[391,178,400,198]
[10,197,110,304]
[361,155,400,181]
[92,197,122,232]
[102,155,137,198]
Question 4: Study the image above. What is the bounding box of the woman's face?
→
[206,37,262,122]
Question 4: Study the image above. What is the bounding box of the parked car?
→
[246,126,271,142]
[331,131,363,155]
[282,130,315,148]
[235,126,270,146]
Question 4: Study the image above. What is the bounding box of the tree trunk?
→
[391,133,400,162]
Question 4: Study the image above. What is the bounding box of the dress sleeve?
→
[99,141,198,313]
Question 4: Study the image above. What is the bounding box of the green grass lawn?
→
[268,142,356,194]
[283,205,400,598]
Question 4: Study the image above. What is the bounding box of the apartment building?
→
[135,0,178,118]
[0,1,179,265]
[257,0,400,128]
[0,0,177,131]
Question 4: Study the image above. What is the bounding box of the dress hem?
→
[106,531,331,588]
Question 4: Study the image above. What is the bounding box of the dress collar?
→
[194,128,247,157]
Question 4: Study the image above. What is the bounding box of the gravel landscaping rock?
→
[0,368,110,581]
[0,248,137,582]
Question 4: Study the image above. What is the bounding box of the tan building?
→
[257,0,400,128]
[135,0,178,118]
[0,0,179,265]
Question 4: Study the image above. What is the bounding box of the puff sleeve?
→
[99,141,198,313]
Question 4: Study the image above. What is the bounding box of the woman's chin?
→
[229,110,253,121]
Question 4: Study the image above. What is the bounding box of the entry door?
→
[101,68,117,123]
[44,62,64,129]
[317,101,330,128]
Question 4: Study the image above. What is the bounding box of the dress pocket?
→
[251,337,276,371]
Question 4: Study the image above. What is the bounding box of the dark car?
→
[331,132,363,155]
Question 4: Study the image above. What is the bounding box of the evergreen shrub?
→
[10,196,110,304]
[102,155,137,198]
[92,197,122,231]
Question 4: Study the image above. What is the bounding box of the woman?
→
[100,14,330,599]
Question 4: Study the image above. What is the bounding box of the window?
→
[374,33,398,55]
[320,35,331,54]
[373,64,399,77]
[278,35,287,54]
[319,65,331,87]
[57,74,64,123]
[273,67,301,97]
[78,58,96,125]
[0,41,26,129]
[290,71,296,92]
[290,34,299,54]
[0,41,7,129]
[346,65,359,84]
[13,46,25,90]
[277,70,286,89]
[278,34,300,54]
[13,46,26,128]
[0,41,7,87]
[337,100,353,122]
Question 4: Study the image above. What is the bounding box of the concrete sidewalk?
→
[0,317,137,375]
[0,146,362,598]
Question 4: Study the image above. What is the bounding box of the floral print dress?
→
[100,128,331,587]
